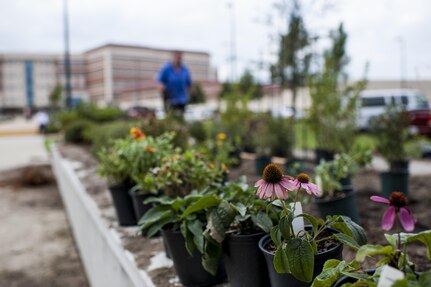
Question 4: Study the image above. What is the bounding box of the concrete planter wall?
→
[51,146,156,287]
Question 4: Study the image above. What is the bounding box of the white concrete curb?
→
[51,145,156,287]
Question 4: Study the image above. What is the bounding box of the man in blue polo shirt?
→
[157,51,192,117]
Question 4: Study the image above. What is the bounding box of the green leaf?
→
[144,215,176,238]
[181,195,221,218]
[187,220,204,253]
[206,200,236,243]
[232,202,247,217]
[355,244,393,262]
[270,226,282,246]
[401,230,431,260]
[181,222,195,255]
[201,232,222,275]
[384,233,398,248]
[279,213,294,239]
[138,206,171,228]
[419,270,431,287]
[329,216,367,246]
[297,213,319,235]
[311,260,343,287]
[333,233,360,250]
[274,245,290,273]
[285,238,315,283]
[251,212,273,233]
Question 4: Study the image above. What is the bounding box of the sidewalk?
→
[0,135,49,171]
[0,117,39,137]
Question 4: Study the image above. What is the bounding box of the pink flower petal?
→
[370,196,390,204]
[265,183,275,199]
[382,206,396,231]
[254,179,265,188]
[279,177,296,191]
[399,208,415,232]
[292,179,300,189]
[274,184,287,200]
[304,183,321,196]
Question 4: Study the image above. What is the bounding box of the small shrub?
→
[86,121,139,156]
[64,120,94,144]
[76,103,125,123]
[188,121,207,143]
[58,110,79,128]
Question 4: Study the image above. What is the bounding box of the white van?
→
[357,89,430,130]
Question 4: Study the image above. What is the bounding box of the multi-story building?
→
[0,43,218,110]
[0,54,87,109]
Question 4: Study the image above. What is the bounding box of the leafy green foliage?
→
[311,259,363,287]
[307,24,366,153]
[371,105,410,164]
[64,119,94,144]
[189,82,206,104]
[285,238,315,282]
[49,83,62,108]
[315,147,372,197]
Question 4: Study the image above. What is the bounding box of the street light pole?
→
[63,0,72,108]
[397,37,406,89]
[228,1,237,82]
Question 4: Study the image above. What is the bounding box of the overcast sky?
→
[1,0,431,82]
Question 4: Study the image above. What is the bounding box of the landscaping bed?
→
[55,143,431,286]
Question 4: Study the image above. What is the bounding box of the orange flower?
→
[217,133,227,140]
[144,146,156,153]
[130,128,145,140]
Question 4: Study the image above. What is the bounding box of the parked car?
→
[126,106,156,119]
[357,89,431,135]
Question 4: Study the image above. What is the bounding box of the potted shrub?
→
[372,105,411,196]
[313,148,372,223]
[97,128,147,226]
[313,192,431,287]
[254,164,367,287]
[139,192,228,287]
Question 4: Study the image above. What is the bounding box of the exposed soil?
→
[57,144,431,287]
[0,167,89,287]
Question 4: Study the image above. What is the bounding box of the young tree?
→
[49,83,63,108]
[189,82,206,104]
[308,23,367,154]
[271,1,311,114]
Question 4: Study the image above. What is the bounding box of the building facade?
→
[0,44,218,110]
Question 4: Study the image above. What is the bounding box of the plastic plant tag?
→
[289,202,305,235]
[377,265,405,287]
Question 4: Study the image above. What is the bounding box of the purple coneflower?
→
[255,163,296,200]
[292,173,321,197]
[370,192,415,232]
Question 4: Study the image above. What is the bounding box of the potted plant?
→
[307,24,366,164]
[254,163,367,287]
[312,192,431,287]
[97,128,146,226]
[136,149,224,198]
[313,147,372,223]
[139,192,229,287]
[251,115,277,175]
[128,132,178,221]
[372,105,411,196]
[205,177,276,287]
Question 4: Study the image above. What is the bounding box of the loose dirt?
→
[0,167,89,287]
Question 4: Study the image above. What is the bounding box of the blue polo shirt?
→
[157,62,192,105]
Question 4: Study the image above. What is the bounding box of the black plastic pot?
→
[314,187,360,223]
[315,149,335,164]
[380,171,409,197]
[255,156,272,175]
[161,229,226,287]
[258,229,343,287]
[108,182,137,226]
[389,160,410,172]
[223,232,270,287]
[129,191,153,222]
[332,269,375,287]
